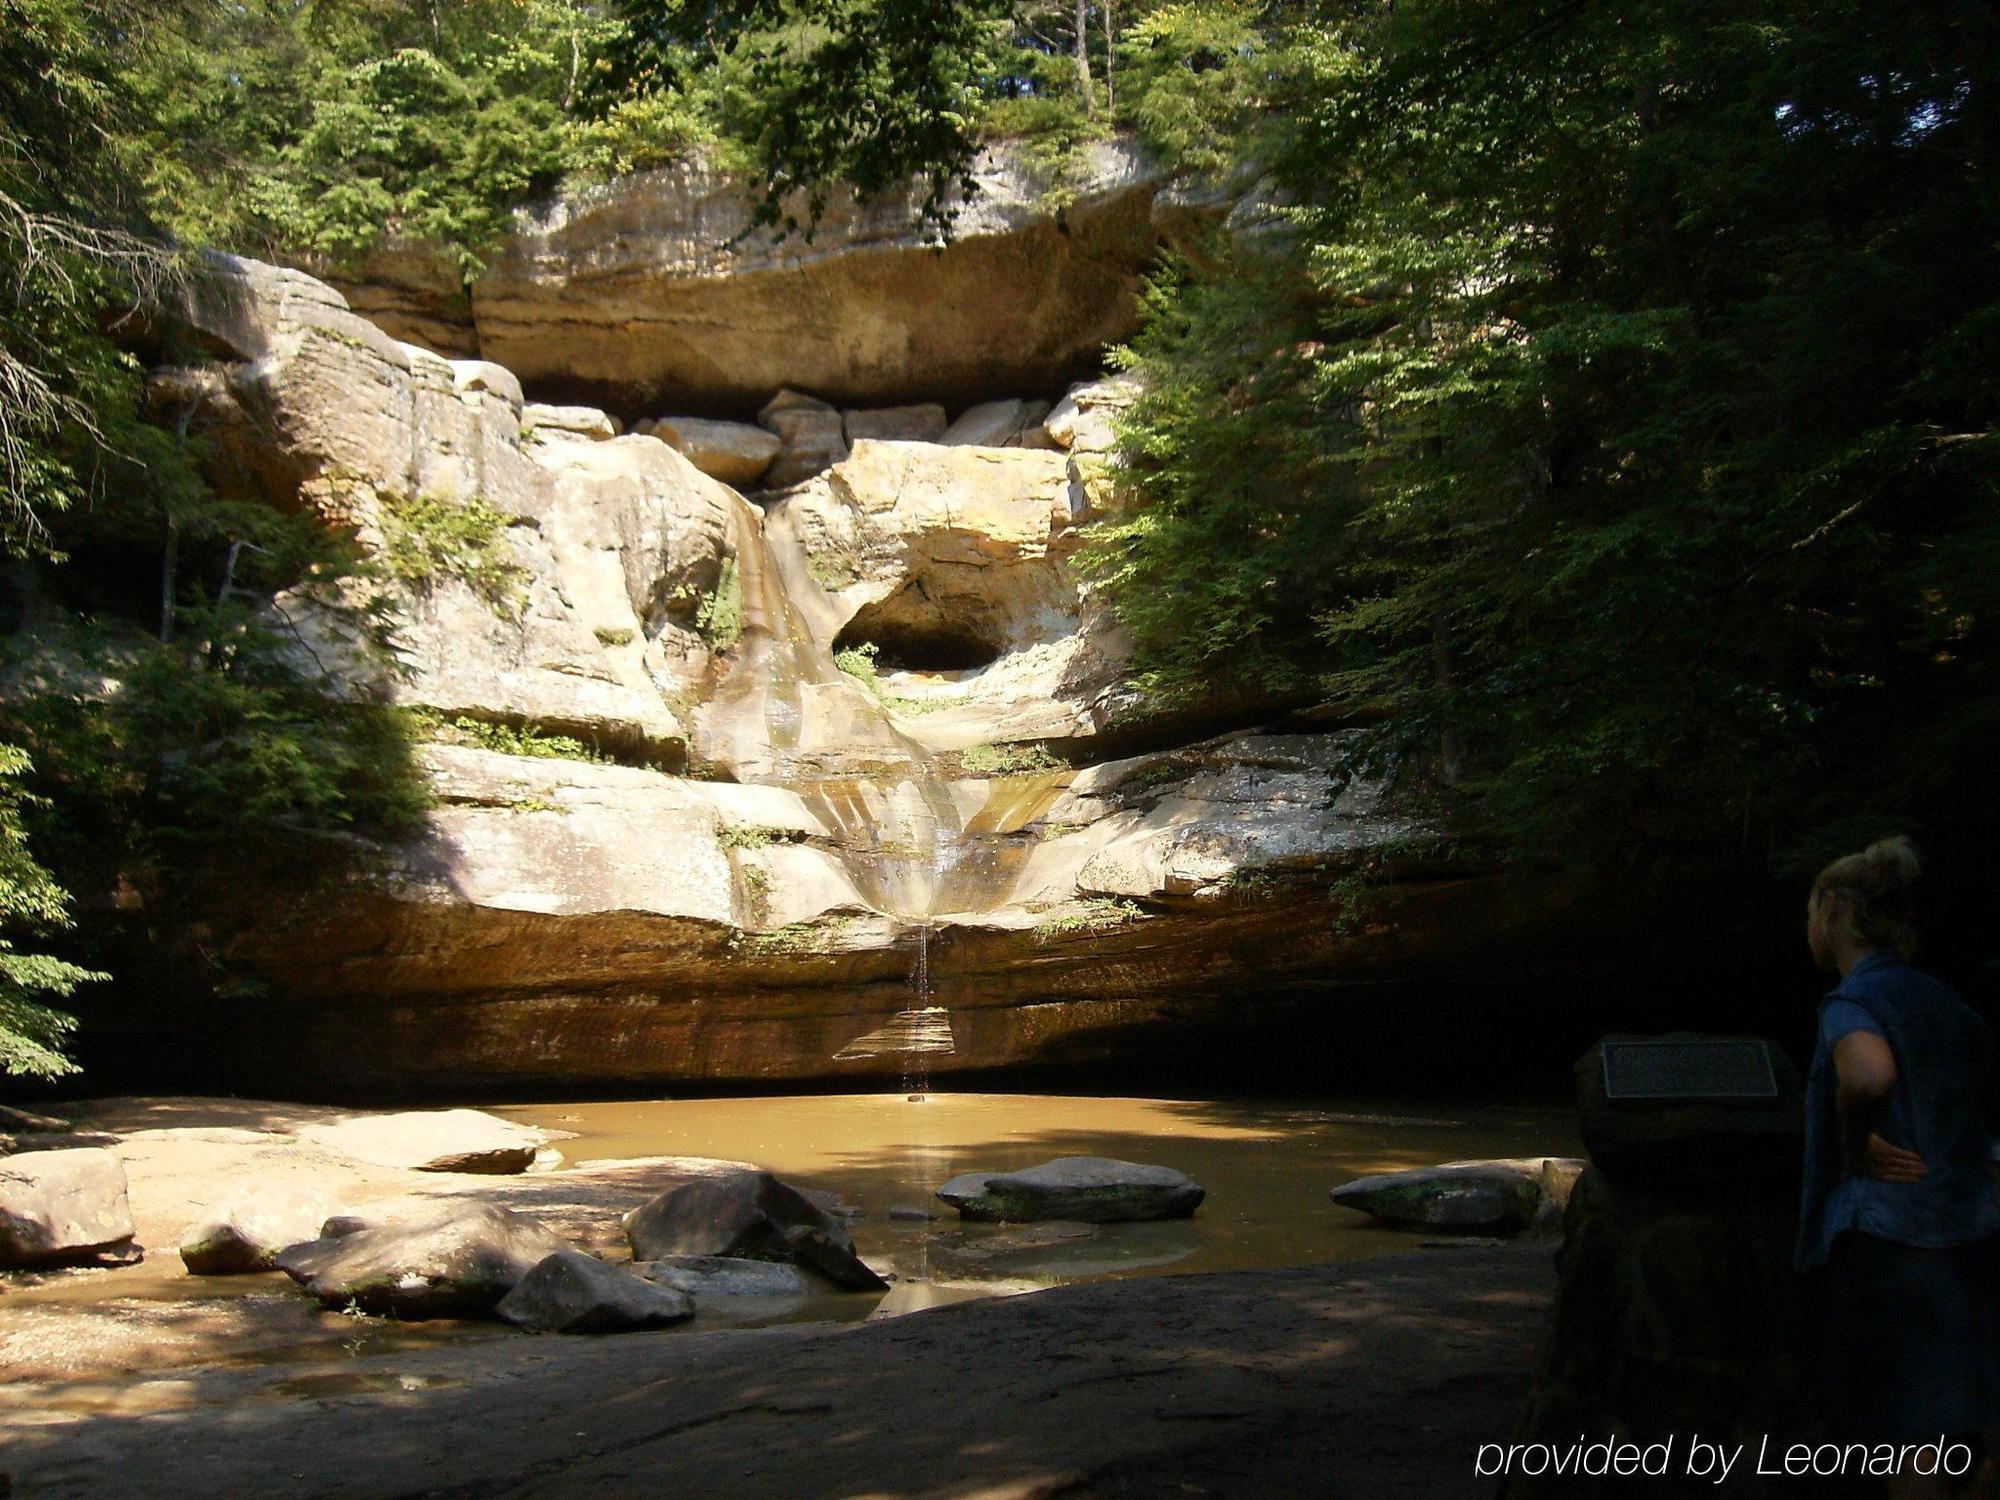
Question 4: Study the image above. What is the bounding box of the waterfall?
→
[696,494,986,1073]
[698,496,970,923]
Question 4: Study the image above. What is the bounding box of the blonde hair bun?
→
[1813,835,1922,956]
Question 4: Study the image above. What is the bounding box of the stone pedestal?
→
[1504,1036,1839,1498]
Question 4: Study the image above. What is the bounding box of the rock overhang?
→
[330,137,1222,419]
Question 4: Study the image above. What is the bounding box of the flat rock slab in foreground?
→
[0,1147,138,1267]
[297,1110,546,1175]
[937,1156,1205,1223]
[1329,1156,1585,1234]
[275,1203,568,1318]
[0,1247,1555,1500]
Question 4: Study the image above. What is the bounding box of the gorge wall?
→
[56,147,1573,1095]
[335,138,1230,417]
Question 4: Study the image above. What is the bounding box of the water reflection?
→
[498,1091,1577,1324]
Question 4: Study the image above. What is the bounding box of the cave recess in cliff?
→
[834,617,1002,673]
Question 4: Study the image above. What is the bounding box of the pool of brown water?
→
[495,1091,1578,1320]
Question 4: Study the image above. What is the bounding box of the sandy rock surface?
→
[0,1243,1555,1500]
[297,1109,549,1175]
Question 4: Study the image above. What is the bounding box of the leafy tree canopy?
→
[1089,0,2000,882]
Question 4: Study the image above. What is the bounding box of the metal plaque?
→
[1601,1039,1780,1101]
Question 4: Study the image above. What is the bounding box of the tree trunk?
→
[1075,0,1096,115]
[1104,0,1115,115]
[160,392,205,644]
[1432,610,1465,785]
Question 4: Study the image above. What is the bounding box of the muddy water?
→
[498,1091,1577,1320]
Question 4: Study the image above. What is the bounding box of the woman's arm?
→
[1832,1031,1928,1182]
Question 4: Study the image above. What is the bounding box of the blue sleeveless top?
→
[1796,950,2000,1269]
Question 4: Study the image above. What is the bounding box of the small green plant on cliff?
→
[1032,897,1141,943]
[833,642,947,716]
[593,626,635,648]
[413,711,607,764]
[833,641,881,688]
[961,742,1058,776]
[805,547,863,593]
[1115,760,1188,798]
[717,823,783,850]
[377,491,528,619]
[696,557,744,652]
[737,916,852,957]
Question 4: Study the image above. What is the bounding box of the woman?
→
[1798,836,2000,1496]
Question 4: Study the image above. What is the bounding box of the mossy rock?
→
[936,1156,1205,1224]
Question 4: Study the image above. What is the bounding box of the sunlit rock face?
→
[332,138,1213,416]
[174,254,742,764]
[67,250,1571,1094]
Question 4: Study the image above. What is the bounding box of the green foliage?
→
[737,915,851,955]
[831,640,946,715]
[4,607,428,859]
[697,557,744,651]
[960,742,1059,776]
[129,0,607,276]
[1075,255,1342,707]
[1087,0,2000,875]
[1115,2,1266,175]
[376,490,529,618]
[612,0,1013,237]
[804,545,861,592]
[414,712,607,764]
[1032,896,1140,942]
[0,0,442,1075]
[0,746,104,1078]
[832,640,881,686]
[0,0,189,554]
[63,0,1298,273]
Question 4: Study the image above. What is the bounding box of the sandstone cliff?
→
[56,171,1545,1092]
[331,138,1217,416]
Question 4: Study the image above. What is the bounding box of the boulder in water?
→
[623,1167,887,1290]
[276,1203,568,1317]
[635,1255,821,1297]
[935,1157,1205,1223]
[181,1182,349,1274]
[496,1248,694,1333]
[1328,1158,1584,1234]
[0,1147,139,1267]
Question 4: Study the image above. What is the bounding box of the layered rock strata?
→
[341,138,1214,416]
[55,252,1562,1092]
